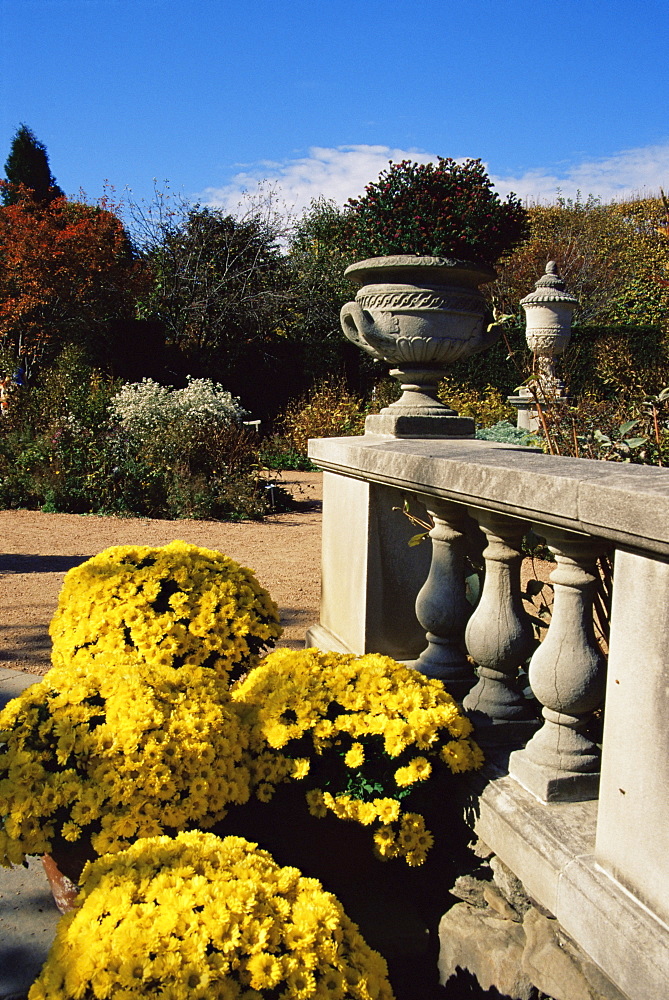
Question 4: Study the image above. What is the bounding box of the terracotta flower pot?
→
[41,835,97,913]
[41,854,80,914]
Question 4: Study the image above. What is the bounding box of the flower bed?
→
[0,542,484,998]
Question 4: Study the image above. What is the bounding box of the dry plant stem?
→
[592,554,612,647]
[392,502,433,533]
[652,405,663,466]
[531,388,560,456]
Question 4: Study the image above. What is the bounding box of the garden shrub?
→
[346,157,527,265]
[279,380,366,456]
[109,376,247,437]
[437,377,515,427]
[258,434,316,471]
[536,392,669,465]
[562,325,669,401]
[0,363,280,520]
[475,420,542,447]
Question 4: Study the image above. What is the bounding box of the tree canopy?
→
[0,188,149,377]
[2,124,64,206]
[136,202,291,371]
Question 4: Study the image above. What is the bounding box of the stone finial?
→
[518,262,578,398]
[520,262,578,308]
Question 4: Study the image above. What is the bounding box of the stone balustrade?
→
[307,433,669,1000]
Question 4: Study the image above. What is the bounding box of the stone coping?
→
[308,435,669,557]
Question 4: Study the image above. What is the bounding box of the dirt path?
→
[0,472,323,676]
[0,467,557,678]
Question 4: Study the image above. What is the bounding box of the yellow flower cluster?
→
[29,831,395,1000]
[49,541,282,683]
[0,661,251,867]
[233,649,483,866]
[372,812,435,867]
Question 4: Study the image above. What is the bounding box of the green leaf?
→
[408,531,429,547]
[524,528,545,551]
[622,436,648,448]
[465,571,481,607]
[619,419,639,435]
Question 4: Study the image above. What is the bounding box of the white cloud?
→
[200,144,435,215]
[199,141,669,217]
[493,142,669,204]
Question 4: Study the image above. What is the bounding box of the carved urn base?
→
[365,410,475,438]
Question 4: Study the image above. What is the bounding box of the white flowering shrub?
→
[109,377,247,439]
[171,378,248,427]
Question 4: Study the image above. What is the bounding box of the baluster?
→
[509,528,608,801]
[412,497,476,701]
[462,511,539,744]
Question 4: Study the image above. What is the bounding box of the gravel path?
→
[0,471,323,676]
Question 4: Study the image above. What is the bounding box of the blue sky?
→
[2,0,669,220]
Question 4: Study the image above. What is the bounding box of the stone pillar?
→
[306,471,430,659]
[595,550,669,927]
[509,528,608,801]
[463,511,539,744]
[507,262,578,432]
[507,392,539,433]
[412,497,476,700]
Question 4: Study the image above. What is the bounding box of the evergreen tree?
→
[2,124,64,205]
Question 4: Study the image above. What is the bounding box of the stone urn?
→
[520,261,578,394]
[340,256,499,437]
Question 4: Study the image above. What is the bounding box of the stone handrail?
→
[309,435,669,554]
[307,433,669,1000]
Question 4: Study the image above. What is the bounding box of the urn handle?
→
[340,301,378,356]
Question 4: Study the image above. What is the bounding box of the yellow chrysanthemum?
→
[291,758,310,780]
[246,952,283,990]
[373,798,400,824]
[0,659,251,866]
[48,541,282,683]
[231,647,482,866]
[29,833,395,1000]
[344,743,364,768]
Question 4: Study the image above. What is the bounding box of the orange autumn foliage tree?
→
[0,184,150,378]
